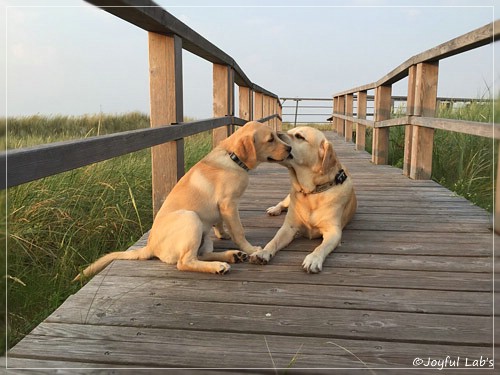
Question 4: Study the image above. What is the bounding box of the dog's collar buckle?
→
[229,152,250,172]
[305,169,347,195]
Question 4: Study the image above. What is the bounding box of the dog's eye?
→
[295,133,305,141]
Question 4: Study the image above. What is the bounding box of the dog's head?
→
[278,126,339,176]
[228,121,292,170]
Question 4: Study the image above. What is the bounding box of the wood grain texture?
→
[372,85,391,165]
[8,131,496,370]
[212,64,231,146]
[355,91,367,151]
[148,32,182,216]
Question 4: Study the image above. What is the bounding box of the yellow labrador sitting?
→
[75,121,291,280]
[249,126,357,273]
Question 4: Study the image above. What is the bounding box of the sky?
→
[1,0,499,122]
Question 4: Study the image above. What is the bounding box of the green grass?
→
[3,105,497,354]
[362,99,497,212]
[3,113,211,354]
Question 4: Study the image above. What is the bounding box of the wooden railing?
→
[1,0,282,217]
[331,20,500,232]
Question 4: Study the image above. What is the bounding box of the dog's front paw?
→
[266,205,282,216]
[249,250,273,265]
[302,253,323,273]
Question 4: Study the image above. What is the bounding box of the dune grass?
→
[3,113,211,353]
[3,104,496,354]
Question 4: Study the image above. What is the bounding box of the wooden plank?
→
[46,298,493,346]
[332,96,338,133]
[106,261,493,291]
[345,94,353,142]
[410,62,438,180]
[63,274,492,316]
[372,85,391,164]
[212,64,232,146]
[148,32,183,216]
[355,91,367,150]
[11,323,493,369]
[3,117,239,189]
[410,116,499,139]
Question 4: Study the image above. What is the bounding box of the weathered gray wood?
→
[3,116,247,189]
[46,299,492,346]
[333,20,499,97]
[8,131,496,370]
[8,323,493,369]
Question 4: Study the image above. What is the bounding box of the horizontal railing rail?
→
[2,115,279,190]
[85,0,277,99]
[5,0,284,218]
[330,19,499,232]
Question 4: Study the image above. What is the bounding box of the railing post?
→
[239,86,251,122]
[356,91,367,151]
[277,100,282,131]
[496,152,500,234]
[372,85,392,165]
[254,92,263,121]
[148,32,184,217]
[263,94,270,126]
[345,94,353,143]
[403,65,417,176]
[337,95,345,136]
[410,62,438,180]
[213,64,234,146]
[332,97,338,133]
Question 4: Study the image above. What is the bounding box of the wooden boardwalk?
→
[7,132,496,372]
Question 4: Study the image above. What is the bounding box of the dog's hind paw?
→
[215,262,231,275]
[232,251,248,263]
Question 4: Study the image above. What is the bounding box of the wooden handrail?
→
[333,20,500,97]
[84,0,278,99]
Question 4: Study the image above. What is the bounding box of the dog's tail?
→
[73,246,152,282]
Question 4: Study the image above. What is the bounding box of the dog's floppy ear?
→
[235,134,257,169]
[319,139,338,174]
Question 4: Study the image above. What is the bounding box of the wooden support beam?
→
[263,95,270,126]
[345,94,353,143]
[213,64,233,146]
[410,62,438,180]
[332,97,338,133]
[403,65,416,177]
[148,32,183,217]
[496,152,500,234]
[277,101,282,131]
[356,91,367,151]
[372,85,392,165]
[239,86,251,121]
[337,95,345,136]
[254,92,263,121]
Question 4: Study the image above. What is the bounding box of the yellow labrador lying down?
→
[250,126,357,273]
[74,121,291,280]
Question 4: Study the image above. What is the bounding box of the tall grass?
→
[3,113,211,353]
[364,99,497,211]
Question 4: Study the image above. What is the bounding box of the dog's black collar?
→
[303,169,348,195]
[229,152,250,172]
